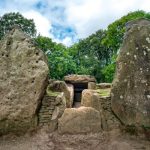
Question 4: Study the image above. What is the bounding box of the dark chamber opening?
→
[73,83,88,107]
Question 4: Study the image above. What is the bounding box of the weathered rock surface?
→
[81,89,101,111]
[0,27,49,134]
[52,92,66,120]
[81,89,120,130]
[88,82,96,89]
[66,83,74,107]
[58,107,101,134]
[64,74,96,83]
[100,96,121,131]
[97,83,111,89]
[111,18,150,127]
[48,80,72,107]
[108,141,133,150]
[38,84,66,131]
[50,92,66,132]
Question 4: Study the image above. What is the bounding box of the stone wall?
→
[81,88,121,131]
[35,81,121,133]
[100,96,120,131]
[38,85,66,131]
[38,95,56,126]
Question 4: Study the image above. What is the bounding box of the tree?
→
[68,29,110,82]
[35,10,150,82]
[47,49,77,79]
[35,36,55,53]
[0,12,36,40]
[67,11,150,83]
[35,35,76,79]
[102,10,150,54]
[99,10,150,82]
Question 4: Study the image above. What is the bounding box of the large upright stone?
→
[0,27,49,134]
[111,19,150,127]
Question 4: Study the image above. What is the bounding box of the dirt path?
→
[0,128,149,150]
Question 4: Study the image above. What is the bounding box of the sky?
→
[0,0,150,46]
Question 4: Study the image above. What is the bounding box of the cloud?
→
[23,10,52,37]
[65,0,103,38]
[54,37,73,47]
[64,0,149,39]
[62,37,73,46]
[1,0,150,46]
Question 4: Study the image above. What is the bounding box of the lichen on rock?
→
[0,27,49,134]
[111,18,150,128]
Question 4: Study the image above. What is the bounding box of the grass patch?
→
[47,90,60,97]
[46,84,61,97]
[96,88,111,97]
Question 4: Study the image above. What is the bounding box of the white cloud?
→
[1,0,150,46]
[23,10,52,37]
[61,37,73,47]
[140,1,150,12]
[65,0,150,39]
[52,36,73,47]
[65,0,103,38]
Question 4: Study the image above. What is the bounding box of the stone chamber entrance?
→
[73,82,88,107]
[64,75,96,108]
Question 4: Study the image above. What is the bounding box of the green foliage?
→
[0,12,36,40]
[34,36,77,80]
[47,49,77,79]
[35,36,55,53]
[102,10,150,54]
[35,35,77,79]
[3,11,150,83]
[101,54,117,82]
[101,63,116,83]
[38,10,150,83]
[67,11,150,82]
[68,30,110,82]
[97,88,111,97]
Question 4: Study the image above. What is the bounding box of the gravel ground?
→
[0,128,149,150]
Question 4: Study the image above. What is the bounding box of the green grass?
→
[96,88,111,97]
[46,89,60,97]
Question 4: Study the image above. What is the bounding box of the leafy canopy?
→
[0,12,36,40]
[1,11,150,83]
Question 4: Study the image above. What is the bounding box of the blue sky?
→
[0,0,150,46]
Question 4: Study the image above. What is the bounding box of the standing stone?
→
[0,27,49,134]
[48,80,72,107]
[88,82,96,89]
[81,89,101,111]
[111,18,150,127]
[66,83,74,107]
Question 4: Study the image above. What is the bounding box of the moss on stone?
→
[96,88,111,97]
[46,88,61,97]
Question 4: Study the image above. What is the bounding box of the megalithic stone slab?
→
[0,27,49,134]
[111,18,150,127]
[58,107,101,134]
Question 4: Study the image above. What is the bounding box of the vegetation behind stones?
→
[1,10,150,82]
